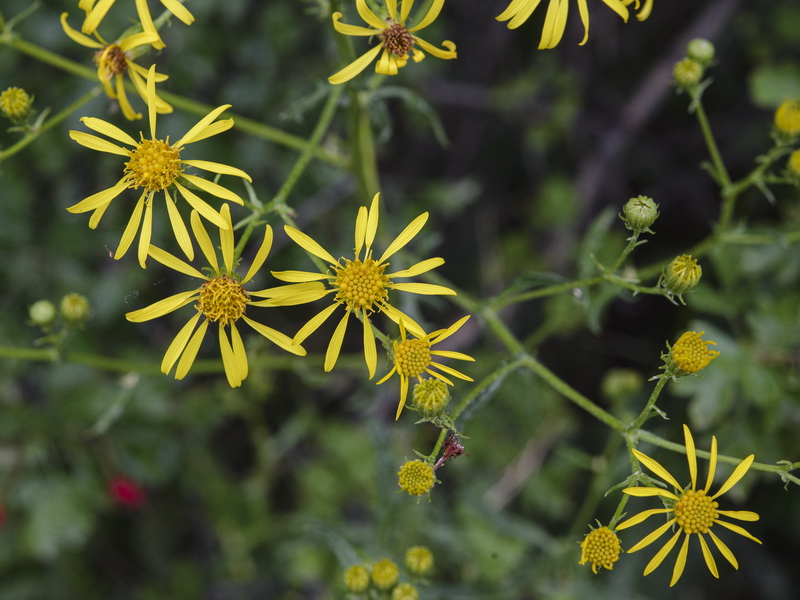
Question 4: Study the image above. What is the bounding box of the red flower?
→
[108,476,146,509]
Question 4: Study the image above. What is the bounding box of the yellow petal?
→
[390,282,456,296]
[88,199,112,229]
[328,44,384,85]
[219,204,234,274]
[159,0,195,24]
[180,159,252,182]
[539,0,568,50]
[324,310,350,371]
[628,518,675,554]
[80,116,137,146]
[365,192,380,252]
[375,365,397,386]
[135,0,164,49]
[293,303,340,344]
[332,11,382,36]
[114,192,146,261]
[425,369,453,386]
[683,424,698,489]
[145,64,157,139]
[82,0,115,34]
[708,530,738,569]
[219,325,243,387]
[621,486,679,500]
[431,350,474,362]
[498,0,543,29]
[60,12,103,48]
[125,290,197,322]
[715,510,760,521]
[430,315,470,344]
[714,520,762,544]
[362,315,376,379]
[175,318,209,379]
[378,212,427,263]
[149,245,206,279]
[382,305,425,338]
[356,0,387,29]
[175,104,232,146]
[69,130,130,156]
[116,75,141,121]
[697,533,719,579]
[174,181,229,230]
[67,179,128,213]
[119,31,161,51]
[669,534,690,586]
[635,0,652,21]
[165,190,194,261]
[137,196,154,268]
[428,361,472,381]
[409,0,445,32]
[230,322,249,381]
[644,530,680,575]
[577,0,589,45]
[615,507,671,530]
[271,270,330,283]
[411,37,457,60]
[632,448,684,491]
[284,225,338,265]
[386,0,397,21]
[354,205,368,257]
[395,376,409,420]
[712,454,754,499]
[161,312,201,374]
[249,284,331,306]
[388,257,445,278]
[189,209,220,274]
[181,174,245,205]
[242,316,306,356]
[242,225,273,284]
[704,435,718,493]
[400,0,414,23]
[601,0,630,22]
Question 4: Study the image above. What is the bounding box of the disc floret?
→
[124,137,183,192]
[333,256,390,315]
[197,275,250,326]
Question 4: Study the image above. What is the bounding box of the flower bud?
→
[579,526,622,574]
[405,545,434,576]
[601,368,643,402]
[397,460,435,496]
[0,87,34,124]
[673,58,703,90]
[661,255,702,299]
[412,379,450,417]
[28,299,57,326]
[371,558,399,591]
[343,564,370,593]
[669,330,719,375]
[775,98,800,137]
[686,38,715,64]
[60,293,91,323]
[621,195,659,234]
[391,583,419,600]
[788,149,800,178]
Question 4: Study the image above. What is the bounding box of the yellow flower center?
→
[124,137,183,191]
[333,257,389,315]
[394,338,431,378]
[672,330,719,374]
[381,23,414,56]
[397,460,435,496]
[95,44,128,79]
[674,488,719,534]
[579,526,621,573]
[196,275,249,326]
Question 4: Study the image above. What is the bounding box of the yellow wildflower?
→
[376,316,474,420]
[343,564,370,593]
[398,460,436,496]
[371,558,399,590]
[78,0,194,48]
[328,0,457,85]
[68,65,250,268]
[579,525,622,574]
[125,205,305,387]
[775,98,800,136]
[617,425,761,586]
[0,87,34,123]
[671,331,719,374]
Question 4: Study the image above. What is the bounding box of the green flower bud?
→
[686,38,715,64]
[412,379,450,417]
[28,300,57,326]
[775,98,800,137]
[343,564,370,593]
[621,195,659,234]
[673,58,703,90]
[0,87,34,124]
[600,368,643,402]
[60,293,91,323]
[391,583,419,600]
[788,149,800,178]
[661,254,702,300]
[405,545,434,576]
[371,558,399,591]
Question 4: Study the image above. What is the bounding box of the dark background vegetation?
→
[1,0,799,598]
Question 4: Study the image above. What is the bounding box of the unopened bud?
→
[412,379,450,418]
[661,255,702,299]
[775,98,800,137]
[686,38,715,64]
[29,300,57,326]
[621,195,659,234]
[60,293,91,323]
[673,58,703,90]
[0,87,34,123]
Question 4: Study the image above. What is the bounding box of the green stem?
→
[694,96,732,191]
[628,376,669,431]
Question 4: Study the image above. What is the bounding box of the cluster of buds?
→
[343,547,433,598]
[673,38,715,92]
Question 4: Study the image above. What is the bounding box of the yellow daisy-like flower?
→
[328,0,457,85]
[497,0,652,49]
[376,316,474,420]
[616,425,761,587]
[125,205,305,387]
[61,13,171,121]
[671,331,719,375]
[579,525,622,574]
[67,65,250,268]
[78,0,194,49]
[262,192,455,378]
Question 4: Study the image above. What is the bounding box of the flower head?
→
[775,98,800,137]
[108,475,146,509]
[496,0,651,50]
[616,425,761,587]
[68,65,250,268]
[377,316,474,419]
[391,583,419,600]
[328,0,457,84]
[343,564,370,593]
[61,13,172,120]
[78,0,194,49]
[60,293,92,323]
[673,57,704,90]
[0,87,34,123]
[660,254,702,302]
[262,193,455,378]
[579,525,622,574]
[788,149,800,178]
[405,545,434,576]
[371,558,399,590]
[125,205,305,387]
[670,331,719,375]
[621,195,659,234]
[412,378,451,418]
[398,459,436,496]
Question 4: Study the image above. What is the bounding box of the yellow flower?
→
[61,13,171,121]
[125,205,305,387]
[497,0,645,49]
[328,0,457,85]
[616,425,761,587]
[775,98,800,136]
[397,460,435,496]
[67,65,250,268]
[670,331,719,374]
[0,87,34,123]
[343,564,370,593]
[579,525,622,574]
[78,0,194,49]
[371,558,399,590]
[405,545,434,576]
[262,192,455,378]
[376,316,474,419]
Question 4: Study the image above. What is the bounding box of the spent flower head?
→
[262,193,455,378]
[78,0,194,49]
[0,87,34,124]
[328,0,457,84]
[497,0,652,50]
[398,459,436,496]
[125,206,306,387]
[775,98,800,137]
[68,65,250,268]
[371,558,399,591]
[579,525,622,574]
[616,425,761,586]
[377,316,474,419]
[61,13,172,120]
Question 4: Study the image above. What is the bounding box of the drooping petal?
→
[115,75,141,121]
[137,195,154,268]
[165,190,194,261]
[80,116,137,146]
[386,0,397,21]
[539,0,568,50]
[704,435,718,493]
[219,204,234,274]
[60,12,103,48]
[714,520,762,544]
[712,454,755,499]
[409,0,445,32]
[388,257,445,279]
[332,11,382,36]
[149,245,207,279]
[81,0,115,34]
[697,534,719,579]
[601,0,630,21]
[615,507,672,530]
[708,530,738,569]
[135,0,164,50]
[161,312,202,374]
[114,192,146,260]
[69,130,130,156]
[632,448,684,491]
[635,0,653,21]
[355,0,387,29]
[378,212,428,263]
[67,178,128,213]
[175,104,232,146]
[88,200,112,228]
[242,225,273,284]
[628,518,676,553]
[324,311,351,372]
[668,534,691,586]
[410,37,456,60]
[390,282,456,296]
[395,375,409,420]
[328,44,384,85]
[362,314,377,379]
[577,0,589,45]
[189,209,220,273]
[293,303,340,344]
[180,159,252,182]
[683,424,698,489]
[400,0,414,24]
[242,315,306,356]
[174,181,229,230]
[159,0,195,24]
[219,325,243,387]
[365,193,380,252]
[181,174,244,205]
[119,31,161,51]
[284,225,339,265]
[497,0,543,30]
[175,318,209,379]
[125,290,197,322]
